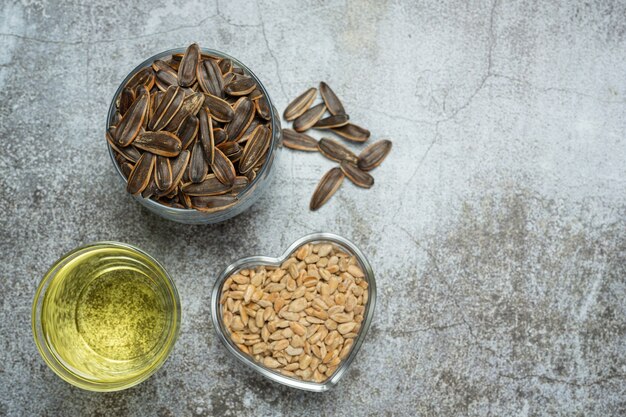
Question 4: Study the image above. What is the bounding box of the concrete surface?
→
[1,0,625,415]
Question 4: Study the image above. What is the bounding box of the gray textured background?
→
[1,0,625,416]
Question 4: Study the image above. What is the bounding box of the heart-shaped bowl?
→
[210,233,376,392]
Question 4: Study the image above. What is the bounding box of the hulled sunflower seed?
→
[340,161,374,189]
[318,138,358,164]
[357,139,392,171]
[293,103,326,133]
[126,152,155,195]
[282,129,318,151]
[319,82,346,116]
[177,43,200,87]
[133,131,182,157]
[239,125,271,174]
[331,123,370,142]
[283,87,317,121]
[313,114,349,129]
[310,167,344,211]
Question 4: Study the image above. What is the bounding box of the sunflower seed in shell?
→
[155,156,173,190]
[148,85,185,131]
[216,141,241,159]
[106,131,141,162]
[133,131,182,157]
[125,67,155,91]
[177,43,200,87]
[177,115,199,150]
[119,161,133,179]
[155,67,178,91]
[152,59,174,73]
[310,167,344,211]
[318,138,358,164]
[226,97,255,142]
[239,125,270,174]
[224,76,256,96]
[230,176,249,194]
[293,103,326,133]
[182,174,232,196]
[197,59,224,97]
[118,87,135,116]
[282,129,318,151]
[319,82,346,116]
[114,87,149,147]
[213,128,228,145]
[357,139,392,171]
[164,91,204,132]
[189,140,208,183]
[340,161,374,189]
[248,88,263,101]
[255,97,271,121]
[211,147,236,186]
[198,108,215,165]
[141,176,159,198]
[126,152,155,195]
[204,93,234,122]
[331,123,370,143]
[239,119,260,144]
[218,58,233,74]
[283,87,317,121]
[157,150,190,196]
[313,114,349,129]
[192,195,238,212]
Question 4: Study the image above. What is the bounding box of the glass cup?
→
[32,242,181,391]
[106,48,282,224]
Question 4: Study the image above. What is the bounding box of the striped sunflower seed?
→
[313,114,349,129]
[176,115,199,150]
[224,76,256,96]
[310,167,344,211]
[198,107,215,165]
[293,103,326,133]
[204,93,234,123]
[148,85,185,131]
[155,156,173,190]
[319,82,346,116]
[357,139,392,171]
[226,97,255,141]
[114,87,149,147]
[177,43,200,87]
[239,125,271,174]
[331,123,370,142]
[133,131,182,157]
[283,87,317,121]
[197,59,224,97]
[182,174,232,196]
[318,138,358,164]
[189,140,208,183]
[211,147,236,186]
[282,129,318,151]
[126,152,155,195]
[340,161,374,189]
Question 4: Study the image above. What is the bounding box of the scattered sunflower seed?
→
[331,123,370,142]
[283,87,317,121]
[340,161,374,189]
[310,167,345,211]
[293,103,327,133]
[282,129,318,151]
[319,82,346,116]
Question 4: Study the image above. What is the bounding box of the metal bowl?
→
[106,47,282,224]
[210,233,376,392]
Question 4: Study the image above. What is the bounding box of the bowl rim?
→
[31,241,182,392]
[210,232,377,392]
[105,47,281,214]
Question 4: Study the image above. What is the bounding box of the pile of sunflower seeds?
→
[281,82,392,210]
[220,242,368,383]
[107,43,273,212]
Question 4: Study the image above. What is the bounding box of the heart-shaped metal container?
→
[210,232,376,392]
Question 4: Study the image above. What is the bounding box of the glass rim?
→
[210,232,377,392]
[105,47,281,214]
[31,241,181,392]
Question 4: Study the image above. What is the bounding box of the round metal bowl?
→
[210,233,376,392]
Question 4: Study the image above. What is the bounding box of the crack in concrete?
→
[256,0,289,103]
[377,322,466,338]
[215,0,262,28]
